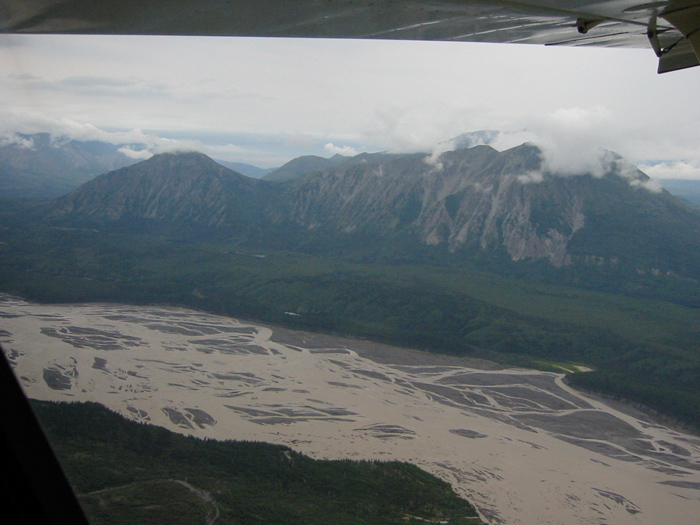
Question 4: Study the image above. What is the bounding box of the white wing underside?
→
[1,0,699,73]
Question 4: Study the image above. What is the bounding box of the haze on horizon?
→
[1,33,699,179]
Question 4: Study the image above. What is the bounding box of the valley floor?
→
[2,294,700,524]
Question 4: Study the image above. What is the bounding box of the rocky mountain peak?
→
[47,151,261,227]
[282,142,697,270]
[129,151,244,179]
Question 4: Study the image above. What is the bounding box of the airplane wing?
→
[0,1,698,74]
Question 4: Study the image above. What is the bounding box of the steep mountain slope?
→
[263,151,419,182]
[48,151,269,231]
[0,133,137,199]
[263,154,348,182]
[282,145,542,252]
[283,144,700,277]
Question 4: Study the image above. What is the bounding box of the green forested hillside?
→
[2,224,699,429]
[31,400,483,525]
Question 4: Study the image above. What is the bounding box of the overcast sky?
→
[1,34,699,179]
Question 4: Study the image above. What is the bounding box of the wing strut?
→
[653,3,700,73]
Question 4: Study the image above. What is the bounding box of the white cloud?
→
[0,108,256,162]
[3,35,700,173]
[638,160,700,181]
[0,110,154,145]
[0,132,35,149]
[118,146,152,160]
[489,131,539,151]
[324,143,359,157]
[202,143,246,159]
[613,157,663,192]
[630,178,663,193]
[522,107,621,177]
[419,108,650,182]
[517,171,545,184]
[423,139,459,171]
[362,104,477,155]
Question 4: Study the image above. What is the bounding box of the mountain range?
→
[4,131,700,203]
[0,133,271,199]
[262,151,422,182]
[0,133,139,199]
[44,144,700,302]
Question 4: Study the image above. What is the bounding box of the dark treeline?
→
[31,400,483,524]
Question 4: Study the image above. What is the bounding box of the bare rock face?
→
[285,144,601,266]
[416,145,588,266]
